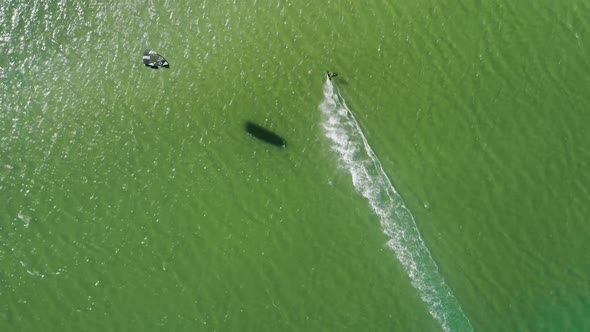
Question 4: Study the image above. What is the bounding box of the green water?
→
[1,1,589,331]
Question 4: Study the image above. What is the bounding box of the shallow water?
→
[1,1,590,331]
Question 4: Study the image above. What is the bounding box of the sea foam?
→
[319,79,472,332]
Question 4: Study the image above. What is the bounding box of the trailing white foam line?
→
[319,79,472,332]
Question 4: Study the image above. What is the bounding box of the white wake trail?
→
[319,79,472,332]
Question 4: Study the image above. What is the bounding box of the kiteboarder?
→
[326,71,338,80]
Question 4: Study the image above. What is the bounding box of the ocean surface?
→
[1,1,590,331]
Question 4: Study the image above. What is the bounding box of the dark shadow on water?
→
[245,122,287,148]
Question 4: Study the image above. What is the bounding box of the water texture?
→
[1,0,590,331]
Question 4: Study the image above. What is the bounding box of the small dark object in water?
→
[143,49,170,69]
[326,71,338,80]
[245,122,287,148]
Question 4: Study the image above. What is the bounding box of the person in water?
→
[326,71,338,80]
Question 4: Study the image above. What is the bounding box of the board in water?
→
[143,49,169,69]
